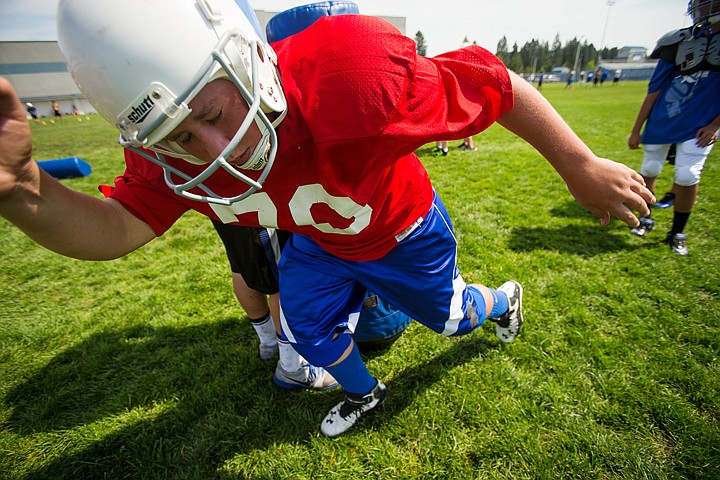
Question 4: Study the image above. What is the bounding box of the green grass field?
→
[1,81,718,479]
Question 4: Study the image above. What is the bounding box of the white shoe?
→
[665,232,688,256]
[320,380,387,437]
[491,281,524,343]
[273,363,338,391]
[630,216,655,237]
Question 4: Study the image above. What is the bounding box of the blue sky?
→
[0,0,686,56]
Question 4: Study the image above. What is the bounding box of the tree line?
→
[414,31,620,73]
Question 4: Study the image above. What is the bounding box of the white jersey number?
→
[210,183,372,235]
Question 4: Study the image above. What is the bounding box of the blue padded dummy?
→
[266,1,359,42]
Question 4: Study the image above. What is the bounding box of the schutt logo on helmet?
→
[127,95,155,124]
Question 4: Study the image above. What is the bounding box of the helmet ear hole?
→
[256,43,265,63]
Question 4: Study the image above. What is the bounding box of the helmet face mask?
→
[688,0,720,28]
[125,35,283,205]
[57,0,287,205]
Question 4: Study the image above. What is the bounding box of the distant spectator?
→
[458,40,478,151]
[52,100,62,120]
[25,102,40,124]
[458,137,477,152]
[565,71,574,89]
[431,140,449,156]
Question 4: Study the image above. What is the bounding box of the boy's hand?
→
[565,156,655,228]
[627,132,641,149]
[695,124,718,148]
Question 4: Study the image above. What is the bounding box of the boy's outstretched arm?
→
[0,77,156,260]
[497,72,654,227]
[627,90,660,150]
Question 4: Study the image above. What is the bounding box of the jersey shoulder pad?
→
[650,27,692,60]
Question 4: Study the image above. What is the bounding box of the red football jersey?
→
[110,15,513,261]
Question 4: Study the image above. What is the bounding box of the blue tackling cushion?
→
[266,1,359,42]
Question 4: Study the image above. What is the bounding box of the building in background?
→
[0,41,91,118]
[616,46,648,62]
[599,45,657,81]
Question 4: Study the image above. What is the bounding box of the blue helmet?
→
[688,0,720,26]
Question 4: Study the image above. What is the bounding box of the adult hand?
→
[0,77,37,200]
[564,156,655,228]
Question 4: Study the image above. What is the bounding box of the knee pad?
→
[640,159,664,178]
[290,331,352,367]
[640,144,669,178]
[674,140,709,186]
[674,164,702,186]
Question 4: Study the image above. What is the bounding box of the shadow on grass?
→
[506,199,654,256]
[505,199,655,256]
[508,223,648,256]
[3,319,491,478]
[548,199,597,221]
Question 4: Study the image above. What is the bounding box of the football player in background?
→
[0,0,653,436]
[627,0,720,255]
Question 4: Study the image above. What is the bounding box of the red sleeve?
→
[109,148,190,236]
[272,15,513,165]
[386,45,514,145]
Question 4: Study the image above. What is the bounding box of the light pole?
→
[597,0,616,68]
[573,37,585,83]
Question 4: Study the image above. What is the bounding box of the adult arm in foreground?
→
[0,77,156,260]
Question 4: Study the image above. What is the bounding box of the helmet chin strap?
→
[236,117,272,170]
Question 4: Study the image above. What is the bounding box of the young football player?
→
[209,2,411,391]
[0,0,653,436]
[627,0,720,255]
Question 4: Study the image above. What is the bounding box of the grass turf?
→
[1,81,718,479]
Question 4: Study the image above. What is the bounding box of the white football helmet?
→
[57,0,287,204]
[688,0,720,28]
